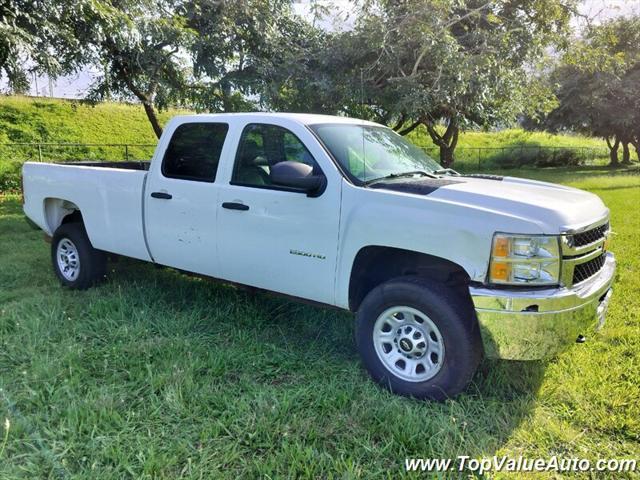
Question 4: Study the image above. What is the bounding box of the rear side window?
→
[162,123,229,182]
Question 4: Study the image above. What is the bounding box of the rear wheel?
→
[51,222,106,289]
[355,276,482,401]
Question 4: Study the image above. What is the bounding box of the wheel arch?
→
[43,197,82,234]
[348,246,471,312]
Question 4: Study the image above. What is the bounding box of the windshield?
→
[309,124,441,183]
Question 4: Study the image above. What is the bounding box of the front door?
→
[144,121,229,276]
[217,122,341,304]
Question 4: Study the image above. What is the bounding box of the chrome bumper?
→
[471,252,616,360]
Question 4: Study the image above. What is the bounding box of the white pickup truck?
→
[22,113,615,400]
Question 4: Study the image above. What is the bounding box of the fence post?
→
[37,144,43,162]
[125,144,129,161]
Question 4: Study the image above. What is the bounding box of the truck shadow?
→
[104,257,547,457]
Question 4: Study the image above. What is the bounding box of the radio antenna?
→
[360,68,366,182]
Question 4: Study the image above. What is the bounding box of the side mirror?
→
[270,161,326,196]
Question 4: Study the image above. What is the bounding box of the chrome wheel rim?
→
[373,306,445,382]
[56,238,80,281]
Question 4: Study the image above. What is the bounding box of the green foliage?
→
[1,168,639,477]
[324,0,579,167]
[0,2,82,92]
[252,16,349,114]
[69,0,199,137]
[187,0,293,113]
[544,15,640,165]
[56,0,302,136]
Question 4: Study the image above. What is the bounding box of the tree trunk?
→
[439,144,456,168]
[621,141,631,164]
[142,101,163,139]
[632,139,640,162]
[118,67,164,139]
[606,136,620,166]
[424,118,459,168]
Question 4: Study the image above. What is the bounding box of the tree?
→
[346,0,577,167]
[67,0,296,137]
[251,16,354,114]
[67,0,196,138]
[544,16,640,165]
[0,1,82,93]
[186,0,293,113]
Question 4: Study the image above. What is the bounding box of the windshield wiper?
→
[432,168,460,176]
[363,170,437,186]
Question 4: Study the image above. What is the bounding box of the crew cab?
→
[22,113,616,400]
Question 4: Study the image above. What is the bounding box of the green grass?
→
[0,95,186,145]
[409,127,606,151]
[407,127,618,170]
[1,168,639,478]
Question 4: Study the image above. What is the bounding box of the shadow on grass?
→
[103,255,547,454]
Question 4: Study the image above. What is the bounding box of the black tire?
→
[355,276,482,401]
[51,222,107,290]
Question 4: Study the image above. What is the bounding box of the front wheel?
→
[355,276,482,401]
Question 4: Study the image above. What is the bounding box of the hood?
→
[429,176,608,233]
[370,175,608,233]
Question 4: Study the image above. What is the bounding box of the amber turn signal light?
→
[492,236,510,257]
[490,261,511,281]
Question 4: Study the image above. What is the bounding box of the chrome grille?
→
[561,218,610,287]
[573,253,606,284]
[570,222,609,247]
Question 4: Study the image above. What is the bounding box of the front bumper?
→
[470,252,616,360]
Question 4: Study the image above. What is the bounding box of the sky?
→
[4,0,639,99]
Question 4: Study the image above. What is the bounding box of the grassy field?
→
[0,95,184,145]
[407,128,616,171]
[0,167,638,478]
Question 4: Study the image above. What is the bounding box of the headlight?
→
[489,233,561,285]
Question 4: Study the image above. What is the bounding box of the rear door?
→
[144,120,229,276]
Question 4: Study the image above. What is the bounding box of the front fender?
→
[334,183,542,308]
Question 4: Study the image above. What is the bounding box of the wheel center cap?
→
[399,338,413,352]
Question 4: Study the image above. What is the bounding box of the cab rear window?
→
[162,123,229,182]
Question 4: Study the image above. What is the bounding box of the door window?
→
[232,124,318,187]
[162,123,229,182]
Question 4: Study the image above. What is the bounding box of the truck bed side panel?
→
[22,163,152,261]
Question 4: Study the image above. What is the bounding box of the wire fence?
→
[420,145,614,171]
[0,142,615,166]
[0,142,157,163]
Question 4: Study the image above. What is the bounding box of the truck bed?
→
[22,161,152,262]
[62,161,151,171]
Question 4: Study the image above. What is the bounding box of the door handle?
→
[151,192,172,199]
[222,202,249,211]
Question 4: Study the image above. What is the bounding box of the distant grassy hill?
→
[0,95,616,190]
[408,127,605,150]
[0,95,185,145]
[0,96,188,190]
[407,126,611,170]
